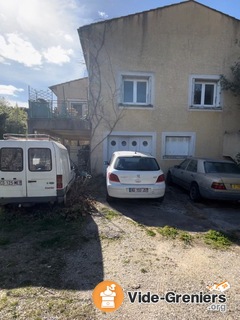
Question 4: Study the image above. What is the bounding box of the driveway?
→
[106,185,240,235]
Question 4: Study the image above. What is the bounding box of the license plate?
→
[231,184,240,190]
[0,180,22,186]
[129,188,148,192]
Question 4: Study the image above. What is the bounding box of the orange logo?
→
[92,280,124,312]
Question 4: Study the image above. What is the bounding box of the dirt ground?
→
[0,180,240,320]
[63,200,240,320]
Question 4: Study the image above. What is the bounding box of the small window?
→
[132,141,137,146]
[111,140,116,146]
[120,73,154,108]
[0,148,23,172]
[186,160,198,172]
[189,75,221,110]
[162,132,195,159]
[121,141,127,147]
[28,148,52,171]
[179,159,190,170]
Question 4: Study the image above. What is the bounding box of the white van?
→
[0,134,76,206]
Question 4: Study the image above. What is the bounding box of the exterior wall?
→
[79,1,240,174]
[50,78,88,101]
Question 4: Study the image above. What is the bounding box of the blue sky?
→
[0,0,240,108]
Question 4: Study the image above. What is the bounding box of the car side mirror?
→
[104,161,109,166]
[174,165,180,169]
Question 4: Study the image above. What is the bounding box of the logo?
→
[206,280,230,292]
[92,280,124,312]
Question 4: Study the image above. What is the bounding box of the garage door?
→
[107,135,153,160]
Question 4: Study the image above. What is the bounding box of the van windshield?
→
[114,156,160,171]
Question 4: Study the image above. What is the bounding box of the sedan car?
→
[106,151,165,202]
[167,157,240,202]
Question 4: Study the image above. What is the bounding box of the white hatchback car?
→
[106,151,165,202]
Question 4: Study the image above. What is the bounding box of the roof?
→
[78,0,239,32]
[49,77,88,90]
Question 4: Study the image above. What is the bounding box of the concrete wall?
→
[79,1,240,174]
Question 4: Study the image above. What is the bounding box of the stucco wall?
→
[79,1,240,174]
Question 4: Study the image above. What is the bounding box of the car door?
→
[172,159,191,187]
[184,159,198,190]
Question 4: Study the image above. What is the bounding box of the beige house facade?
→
[78,0,240,175]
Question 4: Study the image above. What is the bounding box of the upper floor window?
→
[69,101,88,119]
[189,75,221,110]
[120,72,154,108]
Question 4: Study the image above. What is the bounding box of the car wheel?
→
[189,183,201,202]
[156,196,164,203]
[166,171,173,186]
[106,191,115,203]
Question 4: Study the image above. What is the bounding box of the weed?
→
[204,230,232,249]
[146,229,156,237]
[157,226,178,239]
[140,268,148,273]
[179,232,193,245]
[101,208,119,220]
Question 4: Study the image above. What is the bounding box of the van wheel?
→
[189,183,201,202]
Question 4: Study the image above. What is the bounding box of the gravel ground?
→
[62,201,240,320]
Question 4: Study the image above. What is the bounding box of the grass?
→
[0,204,99,320]
[101,207,120,220]
[157,226,179,239]
[146,229,156,237]
[179,232,193,245]
[204,229,232,249]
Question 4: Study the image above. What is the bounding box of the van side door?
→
[26,143,57,198]
[0,143,27,199]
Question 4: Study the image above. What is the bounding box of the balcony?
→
[28,99,91,141]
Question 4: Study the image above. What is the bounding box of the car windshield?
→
[204,161,240,174]
[114,156,160,171]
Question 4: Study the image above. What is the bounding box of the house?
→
[78,0,240,175]
[28,78,91,167]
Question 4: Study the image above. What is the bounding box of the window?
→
[162,132,195,159]
[0,148,23,172]
[189,75,221,110]
[69,101,88,118]
[120,73,154,107]
[186,160,198,172]
[114,156,159,171]
[28,148,52,171]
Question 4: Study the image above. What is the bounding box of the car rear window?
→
[204,161,240,174]
[114,156,160,171]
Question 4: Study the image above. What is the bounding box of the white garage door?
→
[107,135,153,161]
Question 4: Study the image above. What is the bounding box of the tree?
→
[0,98,27,139]
[220,59,240,98]
[79,23,126,172]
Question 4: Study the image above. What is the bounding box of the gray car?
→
[167,157,240,202]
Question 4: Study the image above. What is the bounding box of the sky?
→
[0,0,240,108]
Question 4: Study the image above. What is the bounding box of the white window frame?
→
[119,72,154,108]
[161,132,196,159]
[188,75,222,110]
[68,100,88,118]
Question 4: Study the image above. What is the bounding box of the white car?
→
[105,151,165,202]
